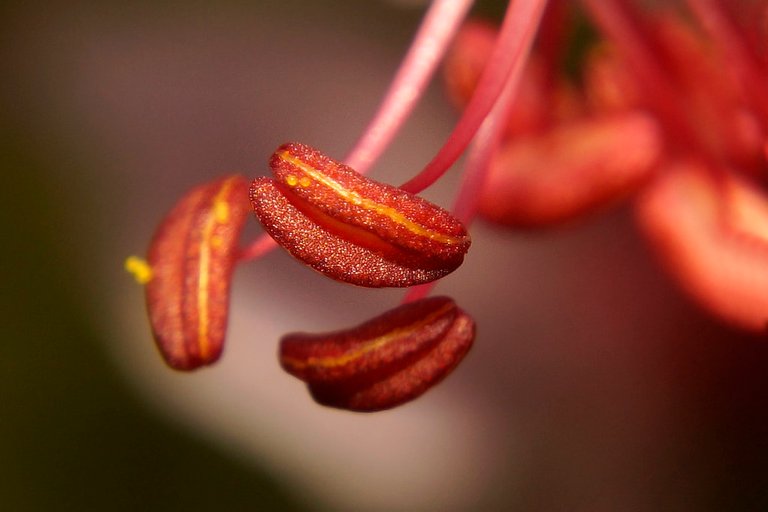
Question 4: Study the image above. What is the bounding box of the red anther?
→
[280,296,475,412]
[250,143,470,287]
[143,175,250,370]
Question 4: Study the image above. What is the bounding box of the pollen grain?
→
[125,256,153,284]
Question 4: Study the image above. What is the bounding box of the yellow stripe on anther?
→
[278,151,466,246]
[125,256,153,284]
[282,302,454,370]
[214,198,230,223]
[197,177,237,358]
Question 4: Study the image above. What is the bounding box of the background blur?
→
[2,1,768,511]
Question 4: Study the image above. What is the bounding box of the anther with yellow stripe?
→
[279,296,475,412]
[140,175,250,370]
[250,142,471,287]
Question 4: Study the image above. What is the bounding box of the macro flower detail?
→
[126,0,544,410]
[129,0,768,416]
[250,142,470,287]
[444,19,663,227]
[280,296,475,412]
[578,0,768,330]
[129,175,250,370]
[438,0,768,330]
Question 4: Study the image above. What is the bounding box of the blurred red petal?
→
[637,161,768,331]
[652,15,765,170]
[479,111,662,227]
[584,42,642,113]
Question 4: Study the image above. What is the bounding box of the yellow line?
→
[278,151,466,246]
[197,177,236,359]
[282,302,454,371]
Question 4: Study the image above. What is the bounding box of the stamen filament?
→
[344,0,475,174]
[400,0,549,194]
[452,36,534,225]
[403,49,526,304]
[237,232,276,262]
[240,0,474,263]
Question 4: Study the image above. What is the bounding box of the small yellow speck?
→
[213,198,230,223]
[285,174,299,187]
[210,235,223,248]
[125,256,153,284]
[299,176,312,188]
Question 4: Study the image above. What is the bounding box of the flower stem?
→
[237,232,276,262]
[403,53,529,304]
[344,0,474,174]
[452,65,523,224]
[400,0,549,194]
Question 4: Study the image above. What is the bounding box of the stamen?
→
[344,0,475,174]
[240,0,474,263]
[237,232,276,262]
[451,39,533,225]
[403,50,525,304]
[400,0,549,194]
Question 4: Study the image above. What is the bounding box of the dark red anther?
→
[250,143,471,287]
[280,296,475,412]
[140,175,250,370]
